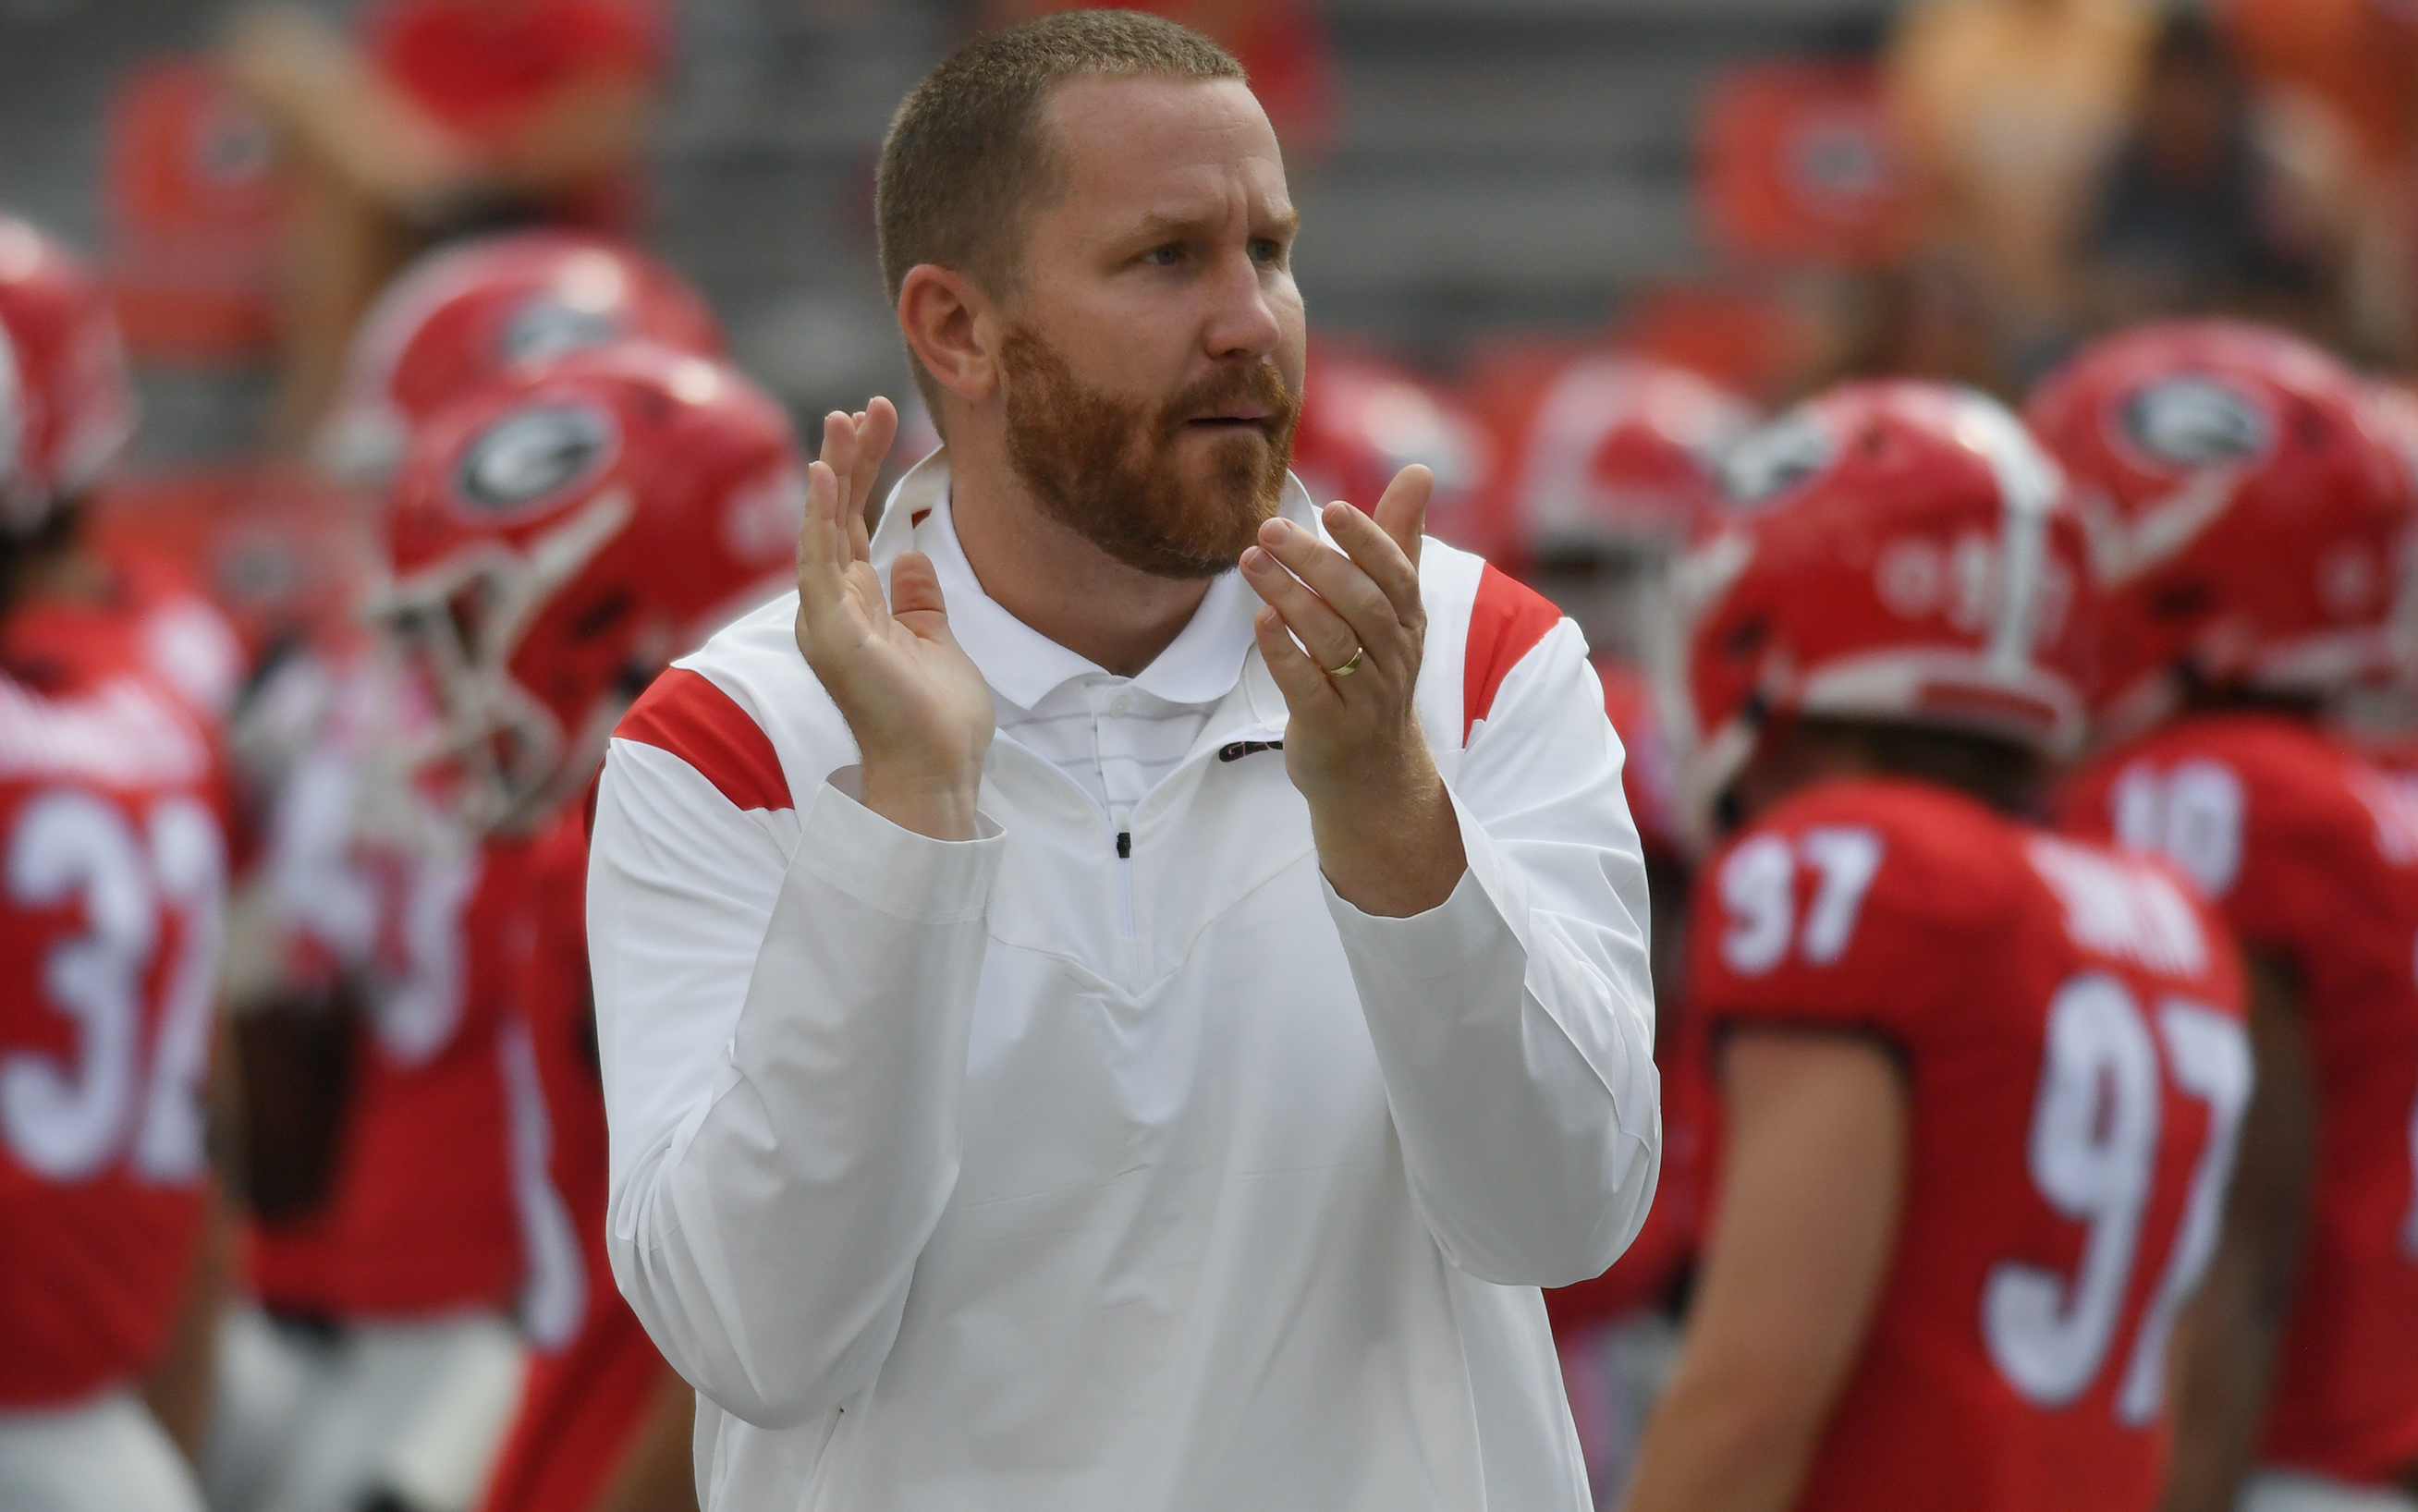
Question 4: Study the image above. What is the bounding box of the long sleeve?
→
[588,739,1004,1429]
[1327,617,1660,1288]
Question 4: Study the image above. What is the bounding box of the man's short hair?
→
[875,10,1244,408]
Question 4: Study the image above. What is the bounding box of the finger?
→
[888,550,959,644]
[795,459,852,622]
[1252,516,1400,663]
[818,408,857,480]
[817,410,873,561]
[1320,498,1424,629]
[850,396,900,523]
[1241,542,1362,674]
[1253,605,1340,711]
[1373,464,1432,570]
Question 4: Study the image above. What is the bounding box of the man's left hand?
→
[1242,466,1467,918]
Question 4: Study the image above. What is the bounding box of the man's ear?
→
[898,265,999,408]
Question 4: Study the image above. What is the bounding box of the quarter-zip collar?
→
[871,449,1318,718]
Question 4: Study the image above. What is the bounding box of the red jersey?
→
[2058,713,2418,1486]
[366,0,664,140]
[92,466,382,674]
[1691,777,2250,1512]
[363,0,665,228]
[247,648,522,1319]
[0,599,232,1407]
[480,808,672,1512]
[9,539,250,729]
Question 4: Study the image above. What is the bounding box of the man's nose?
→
[1201,248,1283,361]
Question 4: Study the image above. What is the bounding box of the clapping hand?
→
[791,399,995,840]
[1241,466,1467,917]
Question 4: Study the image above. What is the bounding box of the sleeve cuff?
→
[792,776,1005,923]
[1322,788,1526,982]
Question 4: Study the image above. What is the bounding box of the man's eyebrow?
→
[1130,206,1301,241]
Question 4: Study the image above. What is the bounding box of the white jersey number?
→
[1716,825,1886,976]
[1984,976,2250,1421]
[1,790,226,1183]
[2110,759,2244,901]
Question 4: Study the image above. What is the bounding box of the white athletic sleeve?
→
[590,742,1004,1429]
[1325,617,1661,1287]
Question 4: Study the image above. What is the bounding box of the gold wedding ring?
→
[1325,647,1365,678]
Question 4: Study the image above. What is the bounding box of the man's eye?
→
[1144,244,1183,267]
[1251,238,1284,264]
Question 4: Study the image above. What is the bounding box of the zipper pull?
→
[1116,831,1131,860]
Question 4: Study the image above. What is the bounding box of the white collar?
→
[870,449,1317,713]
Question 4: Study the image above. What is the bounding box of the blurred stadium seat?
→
[100,57,287,365]
[1698,58,1916,270]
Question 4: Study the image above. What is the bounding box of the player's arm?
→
[1624,1029,1908,1512]
[221,4,471,215]
[144,1013,252,1460]
[2158,948,2315,1512]
[476,71,655,194]
[141,1184,234,1462]
[589,1360,699,1512]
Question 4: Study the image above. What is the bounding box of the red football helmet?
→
[1484,350,1757,567]
[379,342,802,829]
[1289,344,1492,550]
[2370,382,2418,481]
[1677,381,2093,821]
[324,229,723,483]
[2027,321,2418,730]
[1596,656,1684,863]
[0,216,137,533]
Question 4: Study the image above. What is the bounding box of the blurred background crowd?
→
[19,0,2418,468]
[7,0,2418,1509]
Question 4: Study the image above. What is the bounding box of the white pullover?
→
[587,456,1661,1510]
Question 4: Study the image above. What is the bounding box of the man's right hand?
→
[793,401,994,841]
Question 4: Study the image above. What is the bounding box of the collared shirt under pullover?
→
[586,455,1662,1510]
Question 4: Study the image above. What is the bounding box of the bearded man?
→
[584,12,1660,1508]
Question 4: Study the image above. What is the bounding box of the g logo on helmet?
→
[1720,411,1835,506]
[456,404,617,514]
[2118,377,2270,469]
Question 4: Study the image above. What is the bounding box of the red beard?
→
[1001,325,1300,580]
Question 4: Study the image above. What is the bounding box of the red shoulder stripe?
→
[1462,563,1563,744]
[615,667,792,812]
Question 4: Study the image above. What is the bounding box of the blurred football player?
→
[1626,382,2252,1512]
[2036,322,2418,1512]
[372,342,809,1512]
[205,232,723,1512]
[1288,342,1492,551]
[85,233,717,715]
[1462,347,1754,669]
[319,228,721,488]
[222,0,669,447]
[0,218,239,1510]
